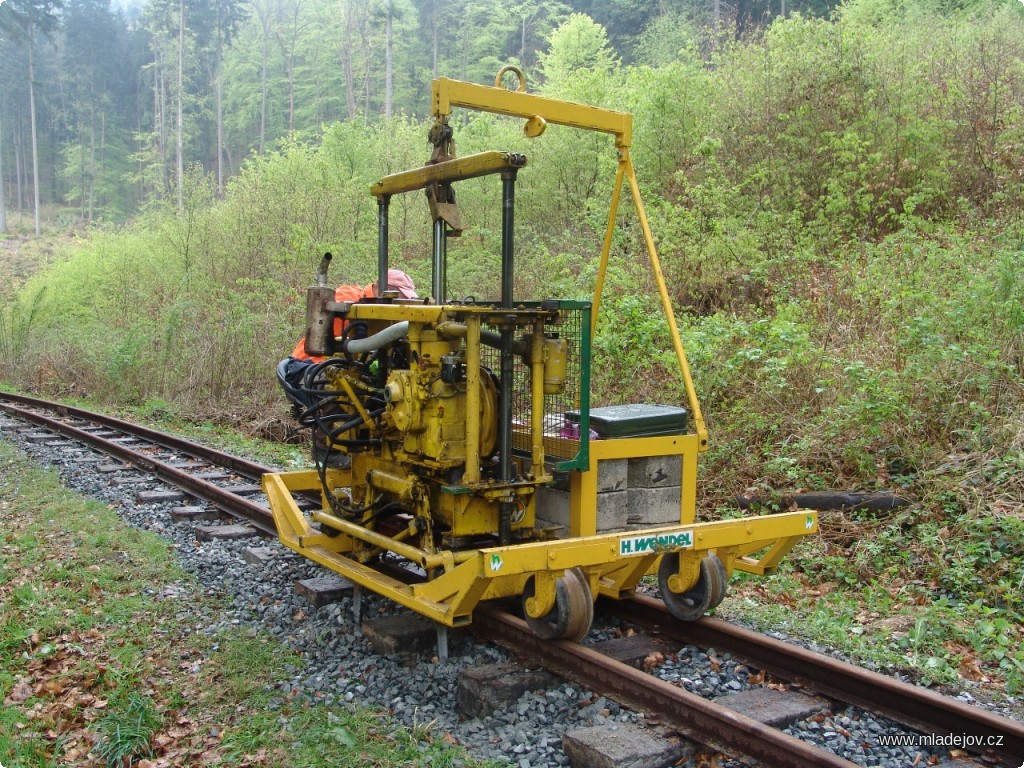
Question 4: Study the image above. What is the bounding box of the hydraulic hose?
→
[343,321,410,354]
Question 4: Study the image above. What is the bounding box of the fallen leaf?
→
[642,652,665,671]
[4,680,32,705]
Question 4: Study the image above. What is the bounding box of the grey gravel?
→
[2,414,1017,768]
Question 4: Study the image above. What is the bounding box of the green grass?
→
[718,532,1024,700]
[0,441,495,767]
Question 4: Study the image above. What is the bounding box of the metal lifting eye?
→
[494,65,527,92]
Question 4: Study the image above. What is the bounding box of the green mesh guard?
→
[479,301,590,472]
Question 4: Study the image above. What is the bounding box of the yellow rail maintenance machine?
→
[263,67,817,647]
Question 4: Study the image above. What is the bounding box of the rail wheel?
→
[659,553,728,622]
[522,567,594,641]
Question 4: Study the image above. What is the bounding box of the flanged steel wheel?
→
[522,567,594,641]
[658,552,728,622]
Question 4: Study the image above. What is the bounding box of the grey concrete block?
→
[546,461,626,493]
[595,459,627,492]
[626,486,683,527]
[627,455,683,488]
[457,664,558,718]
[295,575,354,607]
[563,724,686,768]
[536,486,628,533]
[194,524,258,541]
[715,688,828,728]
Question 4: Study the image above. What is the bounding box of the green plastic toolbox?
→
[568,404,689,439]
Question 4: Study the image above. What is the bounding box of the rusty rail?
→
[0,393,277,535]
[608,595,1024,766]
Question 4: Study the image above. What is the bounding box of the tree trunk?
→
[342,0,357,118]
[521,16,526,64]
[177,0,185,213]
[431,0,438,78]
[88,119,96,222]
[255,0,269,154]
[360,17,371,119]
[0,117,7,234]
[216,42,225,196]
[384,0,393,119]
[153,49,165,200]
[28,25,42,236]
[79,130,86,218]
[15,123,24,214]
[98,112,106,215]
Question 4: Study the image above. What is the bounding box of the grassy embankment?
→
[0,442,492,767]
[1,2,1022,703]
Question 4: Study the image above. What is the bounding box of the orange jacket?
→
[290,283,375,362]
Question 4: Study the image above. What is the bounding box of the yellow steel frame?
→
[264,468,818,627]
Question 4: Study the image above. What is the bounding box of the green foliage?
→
[0,285,45,370]
[539,13,621,100]
[93,692,161,768]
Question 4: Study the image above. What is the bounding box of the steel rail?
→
[0,395,277,536]
[0,392,272,479]
[474,605,858,768]
[609,595,1024,765]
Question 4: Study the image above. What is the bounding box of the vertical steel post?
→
[501,171,516,308]
[377,195,391,298]
[464,315,482,484]
[498,169,518,545]
[432,218,447,303]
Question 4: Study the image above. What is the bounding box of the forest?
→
[0,0,837,228]
[1,0,1023,689]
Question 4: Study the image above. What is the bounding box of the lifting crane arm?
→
[427,68,708,451]
[431,77,633,148]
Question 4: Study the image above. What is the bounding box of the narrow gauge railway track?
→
[474,604,1024,767]
[2,392,1022,767]
[0,391,279,535]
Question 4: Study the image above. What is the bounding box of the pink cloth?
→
[387,269,418,298]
